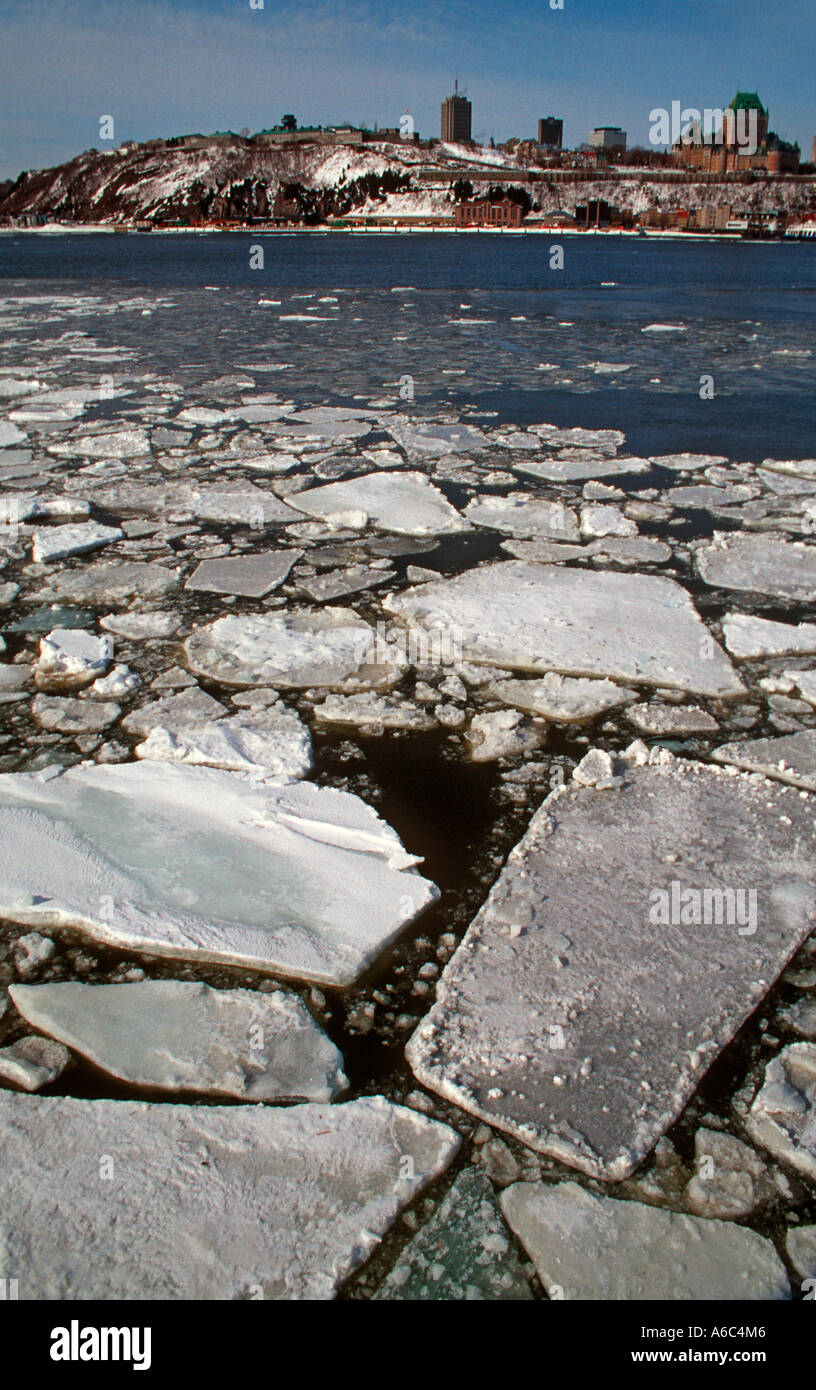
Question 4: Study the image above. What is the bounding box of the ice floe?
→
[185,549,301,598]
[486,673,636,723]
[696,533,816,601]
[290,472,469,536]
[0,1093,458,1298]
[185,609,402,691]
[722,613,816,659]
[407,750,816,1179]
[31,521,123,565]
[384,562,743,697]
[34,628,113,691]
[713,730,816,791]
[500,1182,788,1300]
[0,762,438,985]
[10,979,346,1102]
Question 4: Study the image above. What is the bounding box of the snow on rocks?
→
[722,613,816,659]
[487,673,636,723]
[695,533,816,601]
[10,979,346,1102]
[746,1043,816,1182]
[0,762,438,986]
[0,1036,71,1092]
[713,731,816,791]
[373,1168,533,1301]
[290,472,469,536]
[31,521,123,565]
[625,704,719,737]
[0,1092,459,1298]
[407,751,816,1180]
[384,562,743,698]
[185,609,403,691]
[500,1182,789,1301]
[185,549,301,598]
[34,628,113,691]
[464,495,579,541]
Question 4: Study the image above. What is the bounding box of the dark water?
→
[2,232,816,460]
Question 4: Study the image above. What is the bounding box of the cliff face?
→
[0,137,426,224]
[1,135,813,225]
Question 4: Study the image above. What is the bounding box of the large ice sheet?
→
[384,562,743,697]
[0,1093,459,1298]
[0,762,438,986]
[407,750,816,1180]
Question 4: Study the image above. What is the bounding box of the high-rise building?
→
[810,134,816,165]
[441,82,472,143]
[538,117,563,149]
[588,126,627,151]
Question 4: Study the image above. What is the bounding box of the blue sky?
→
[1,0,813,178]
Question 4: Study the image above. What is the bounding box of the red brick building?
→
[454,198,524,228]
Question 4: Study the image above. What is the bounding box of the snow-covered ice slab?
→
[180,483,300,527]
[34,561,179,605]
[384,562,743,697]
[696,533,816,601]
[387,421,489,457]
[135,704,313,780]
[35,628,112,690]
[185,609,402,690]
[487,673,636,723]
[407,750,816,1180]
[10,980,347,1102]
[0,1093,459,1299]
[290,472,469,536]
[100,610,180,640]
[31,521,122,565]
[500,1182,789,1301]
[713,731,816,792]
[0,762,438,986]
[464,495,579,540]
[626,703,718,736]
[722,613,816,659]
[185,549,300,598]
[746,1043,816,1182]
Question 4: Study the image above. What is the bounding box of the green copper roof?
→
[729,92,768,116]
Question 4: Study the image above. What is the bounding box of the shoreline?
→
[0,223,804,243]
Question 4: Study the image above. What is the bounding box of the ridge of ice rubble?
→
[406,747,816,1180]
[0,762,439,986]
[0,1093,459,1299]
[383,561,744,697]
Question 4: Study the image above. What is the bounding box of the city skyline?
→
[0,0,814,180]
